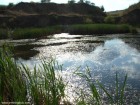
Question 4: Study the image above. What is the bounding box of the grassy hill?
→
[123,1,140,14]
[0,2,106,28]
[106,1,140,25]
[121,2,140,25]
[11,2,105,16]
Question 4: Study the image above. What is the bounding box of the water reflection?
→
[55,39,140,79]
[14,34,140,103]
[54,38,140,103]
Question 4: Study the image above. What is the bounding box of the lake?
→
[1,33,140,104]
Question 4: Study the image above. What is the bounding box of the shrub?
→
[104,16,115,24]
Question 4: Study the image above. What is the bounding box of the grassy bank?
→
[0,24,137,39]
[0,26,63,39]
[0,45,129,105]
[12,26,63,39]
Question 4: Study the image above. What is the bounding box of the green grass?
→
[74,68,128,105]
[0,45,65,104]
[12,26,63,39]
[67,24,136,35]
[0,45,129,105]
[0,45,27,102]
[0,24,137,39]
[0,26,63,39]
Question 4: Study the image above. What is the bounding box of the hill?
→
[120,2,140,25]
[106,1,140,25]
[123,1,140,14]
[0,2,106,28]
[107,10,124,17]
[11,2,105,16]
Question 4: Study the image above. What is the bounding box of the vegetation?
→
[67,24,136,35]
[7,3,14,8]
[78,0,85,3]
[106,1,140,25]
[104,16,115,23]
[0,2,105,28]
[74,68,127,105]
[12,26,63,39]
[0,26,63,39]
[0,5,7,10]
[0,45,129,105]
[68,0,76,4]
[41,0,51,3]
[0,45,65,105]
[100,5,104,12]
[0,24,137,39]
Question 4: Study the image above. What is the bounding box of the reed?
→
[0,45,65,105]
[67,24,135,35]
[74,68,127,105]
[12,26,63,39]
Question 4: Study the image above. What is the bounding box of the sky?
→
[0,0,139,11]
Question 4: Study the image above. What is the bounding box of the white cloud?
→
[93,0,139,11]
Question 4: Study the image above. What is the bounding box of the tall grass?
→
[12,26,63,39]
[67,24,135,35]
[21,60,66,105]
[74,68,127,105]
[0,24,137,39]
[0,45,27,102]
[0,45,128,105]
[0,45,65,105]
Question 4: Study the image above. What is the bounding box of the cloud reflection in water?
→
[56,39,140,79]
[17,38,140,103]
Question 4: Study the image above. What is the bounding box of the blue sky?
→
[0,0,139,11]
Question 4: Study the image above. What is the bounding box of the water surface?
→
[1,33,140,104]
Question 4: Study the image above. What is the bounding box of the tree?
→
[68,0,75,4]
[84,0,95,6]
[85,0,91,5]
[7,3,14,8]
[90,3,95,6]
[78,0,85,3]
[104,16,115,23]
[41,0,51,3]
[101,5,105,12]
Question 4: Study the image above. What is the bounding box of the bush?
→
[104,16,115,24]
